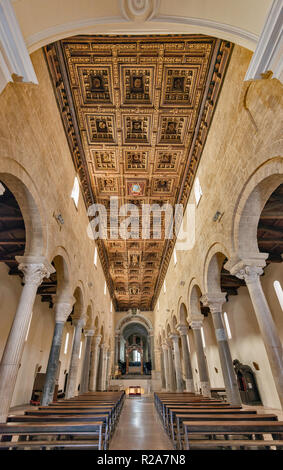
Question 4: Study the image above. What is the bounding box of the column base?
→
[185,378,195,393]
[201,381,211,397]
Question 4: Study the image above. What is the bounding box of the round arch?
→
[203,243,230,294]
[0,159,47,258]
[231,156,283,258]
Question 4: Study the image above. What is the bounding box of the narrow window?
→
[157,299,160,311]
[173,247,177,265]
[64,332,70,355]
[274,280,283,311]
[201,327,206,348]
[104,281,107,296]
[194,177,203,207]
[71,176,80,208]
[223,312,232,339]
[79,341,83,359]
[94,247,98,267]
[163,280,166,294]
[110,301,113,313]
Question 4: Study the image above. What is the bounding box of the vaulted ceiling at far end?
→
[44,35,233,311]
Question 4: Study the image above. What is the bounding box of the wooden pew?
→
[175,413,278,449]
[0,421,104,450]
[182,421,283,450]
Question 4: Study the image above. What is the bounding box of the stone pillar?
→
[170,334,183,392]
[80,329,94,394]
[89,335,101,391]
[226,259,283,408]
[41,298,74,405]
[0,257,55,422]
[114,334,119,365]
[150,334,155,370]
[167,339,176,392]
[101,347,108,390]
[190,320,211,397]
[105,349,111,390]
[65,316,86,398]
[161,342,170,391]
[177,324,195,392]
[159,347,166,390]
[97,344,105,391]
[201,293,242,405]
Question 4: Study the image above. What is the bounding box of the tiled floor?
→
[110,396,173,450]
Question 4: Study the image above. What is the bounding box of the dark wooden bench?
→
[0,421,104,450]
[182,421,283,450]
[175,414,278,449]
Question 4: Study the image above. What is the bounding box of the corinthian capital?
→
[224,254,268,285]
[189,320,203,330]
[201,293,227,314]
[93,334,102,347]
[16,256,55,286]
[54,298,75,323]
[84,329,95,337]
[176,324,189,336]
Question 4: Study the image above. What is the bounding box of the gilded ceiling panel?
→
[44,35,232,310]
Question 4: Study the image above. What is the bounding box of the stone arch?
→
[72,285,85,319]
[51,247,72,299]
[231,155,283,258]
[115,312,153,335]
[203,243,230,294]
[85,304,94,329]
[188,281,203,319]
[179,302,189,325]
[187,277,203,320]
[0,158,47,258]
[172,314,178,332]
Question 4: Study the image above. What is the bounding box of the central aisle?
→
[110,395,173,450]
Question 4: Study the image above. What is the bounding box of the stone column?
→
[177,324,195,392]
[114,334,119,365]
[65,316,86,398]
[150,334,155,370]
[41,297,74,405]
[101,347,108,390]
[226,259,283,408]
[167,339,176,392]
[0,257,55,422]
[97,344,105,391]
[105,349,111,390]
[170,334,183,392]
[159,347,166,389]
[161,342,170,391]
[190,319,211,397]
[89,335,102,391]
[201,293,242,405]
[80,329,94,394]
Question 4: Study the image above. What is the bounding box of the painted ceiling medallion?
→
[120,0,160,21]
[127,180,146,196]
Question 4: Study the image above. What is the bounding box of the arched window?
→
[274,280,283,312]
[194,177,203,207]
[104,281,107,295]
[71,175,80,208]
[173,247,177,265]
[94,246,98,266]
[163,280,166,294]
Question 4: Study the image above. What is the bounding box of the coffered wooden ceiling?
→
[44,35,232,311]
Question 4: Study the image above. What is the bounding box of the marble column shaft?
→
[190,320,211,397]
[159,348,166,389]
[89,335,102,391]
[0,258,54,422]
[150,335,155,370]
[201,293,241,406]
[230,263,283,408]
[161,343,170,391]
[177,325,195,392]
[65,316,85,398]
[170,334,183,392]
[80,329,94,394]
[41,299,74,406]
[167,340,176,392]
